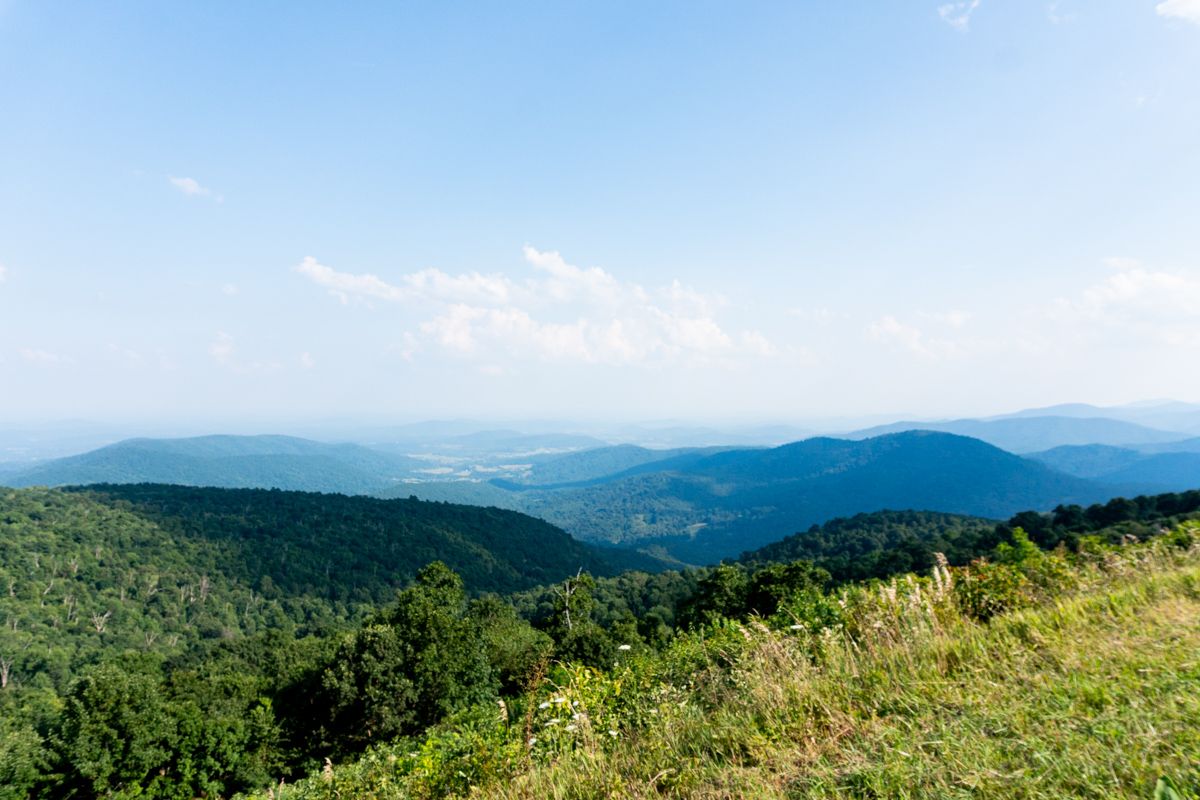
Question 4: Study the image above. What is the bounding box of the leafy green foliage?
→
[74,483,653,601]
[742,510,1001,580]
[249,527,1200,800]
[315,563,496,756]
[4,483,1199,799]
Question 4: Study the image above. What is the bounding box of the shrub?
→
[953,560,1031,621]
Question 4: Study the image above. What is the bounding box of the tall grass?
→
[253,527,1200,800]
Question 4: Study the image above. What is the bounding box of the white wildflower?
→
[618,644,632,651]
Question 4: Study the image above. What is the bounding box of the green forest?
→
[2,484,1199,798]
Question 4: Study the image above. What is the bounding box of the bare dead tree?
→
[90,610,113,634]
[551,568,585,632]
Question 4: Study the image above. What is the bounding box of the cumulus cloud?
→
[296,247,774,367]
[1156,0,1200,24]
[1045,259,1200,348]
[1065,260,1200,317]
[938,0,982,30]
[169,176,222,201]
[20,348,71,365]
[867,315,961,359]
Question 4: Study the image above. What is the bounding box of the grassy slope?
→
[271,540,1200,800]
[493,566,1200,799]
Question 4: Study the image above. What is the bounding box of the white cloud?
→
[938,0,982,30]
[297,248,775,367]
[1046,2,1075,24]
[221,283,239,296]
[1045,260,1200,348]
[209,331,235,365]
[300,352,315,369]
[867,316,961,359]
[296,256,406,304]
[1157,0,1200,25]
[169,175,222,201]
[20,348,71,365]
[739,330,777,357]
[169,175,211,196]
[1061,267,1200,319]
[0,263,7,283]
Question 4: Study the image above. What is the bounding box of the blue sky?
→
[1,1,1198,425]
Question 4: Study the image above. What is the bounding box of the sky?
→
[1,0,1199,426]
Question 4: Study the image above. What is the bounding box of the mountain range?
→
[841,415,1187,453]
[498,431,1113,562]
[2,435,423,494]
[1026,442,1200,493]
[5,405,1200,565]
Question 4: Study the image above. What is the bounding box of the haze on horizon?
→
[2,1,1199,424]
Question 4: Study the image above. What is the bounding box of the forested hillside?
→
[0,485,651,696]
[3,483,1199,799]
[10,432,1194,569]
[1028,444,1200,492]
[3,435,420,494]
[265,515,1199,798]
[72,484,657,599]
[740,510,1000,581]
[510,431,1111,562]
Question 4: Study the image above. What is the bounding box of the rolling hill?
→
[1024,443,1149,478]
[505,431,1114,563]
[842,415,1187,453]
[987,400,1200,435]
[1027,443,1200,492]
[1,435,420,494]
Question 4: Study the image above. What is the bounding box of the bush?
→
[953,560,1030,621]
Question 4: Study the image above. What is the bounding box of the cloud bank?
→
[296,247,773,367]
